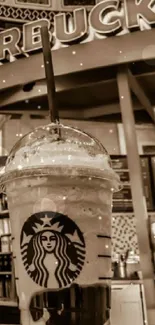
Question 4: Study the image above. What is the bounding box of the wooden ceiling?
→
[0,60,155,123]
[0,28,155,123]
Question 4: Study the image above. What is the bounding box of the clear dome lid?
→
[1,123,121,191]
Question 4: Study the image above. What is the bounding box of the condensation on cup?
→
[0,123,121,325]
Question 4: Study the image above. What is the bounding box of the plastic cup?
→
[0,123,121,325]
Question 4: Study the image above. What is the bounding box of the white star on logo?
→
[40,214,52,227]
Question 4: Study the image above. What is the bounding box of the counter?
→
[0,279,146,325]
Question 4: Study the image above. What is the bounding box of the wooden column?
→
[117,65,155,325]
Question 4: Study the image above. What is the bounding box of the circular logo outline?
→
[20,211,86,288]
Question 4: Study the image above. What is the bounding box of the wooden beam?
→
[117,65,155,325]
[83,102,143,119]
[2,66,155,111]
[0,84,46,107]
[0,96,144,120]
[0,110,47,116]
[83,103,118,119]
[0,109,85,120]
[128,69,155,123]
[0,79,113,108]
[1,29,155,91]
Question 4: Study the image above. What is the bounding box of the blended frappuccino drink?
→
[0,123,120,325]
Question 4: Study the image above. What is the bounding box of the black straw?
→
[41,26,59,124]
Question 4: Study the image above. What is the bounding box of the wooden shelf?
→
[112,212,134,216]
[0,299,18,306]
[112,212,155,216]
[0,272,12,275]
[0,252,12,255]
[0,210,9,215]
[112,279,143,285]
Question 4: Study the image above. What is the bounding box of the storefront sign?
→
[0,0,155,61]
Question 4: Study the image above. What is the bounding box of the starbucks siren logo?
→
[20,211,86,288]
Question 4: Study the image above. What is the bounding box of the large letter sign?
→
[55,8,88,44]
[124,0,155,30]
[89,0,122,35]
[23,19,51,52]
[0,28,21,60]
[0,0,155,62]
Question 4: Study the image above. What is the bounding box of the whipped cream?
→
[6,141,111,172]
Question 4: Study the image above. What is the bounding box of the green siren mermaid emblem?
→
[20,211,86,288]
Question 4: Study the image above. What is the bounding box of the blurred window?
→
[64,0,95,5]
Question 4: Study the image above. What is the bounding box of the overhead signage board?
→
[0,0,155,62]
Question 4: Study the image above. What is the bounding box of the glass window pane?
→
[16,0,50,5]
[64,0,95,5]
